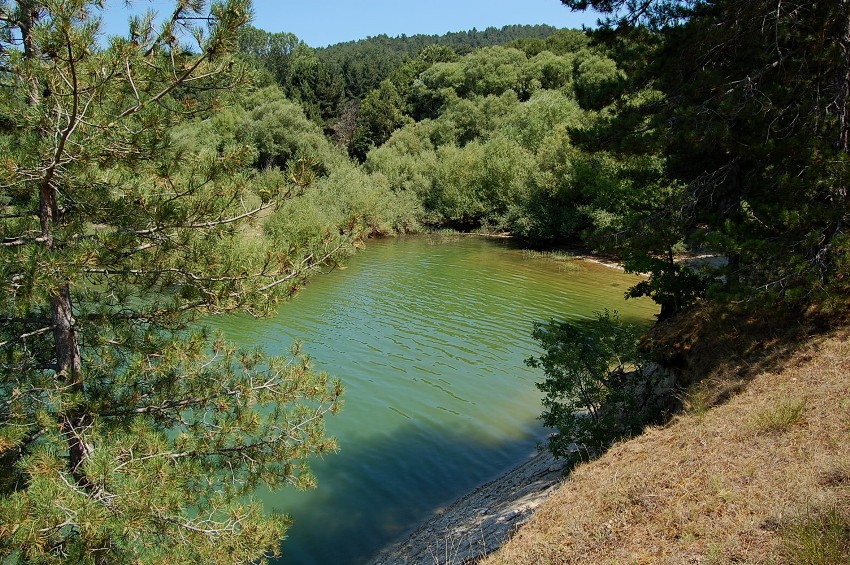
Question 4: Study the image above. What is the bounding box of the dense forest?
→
[1,0,848,562]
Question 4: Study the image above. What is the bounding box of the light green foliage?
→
[527,311,649,458]
[174,86,341,171]
[431,142,488,226]
[478,136,537,228]
[413,61,466,117]
[364,35,629,239]
[413,46,577,105]
[363,123,440,207]
[542,28,591,55]
[319,25,559,104]
[388,45,459,121]
[503,90,582,152]
[441,92,520,145]
[458,47,528,97]
[510,28,589,57]
[0,2,346,561]
[521,51,575,94]
[266,164,422,248]
[366,102,541,232]
[173,83,423,243]
[508,126,588,240]
[573,51,626,110]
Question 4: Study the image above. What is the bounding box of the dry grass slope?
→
[484,327,850,564]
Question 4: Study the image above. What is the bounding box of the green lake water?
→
[209,235,658,564]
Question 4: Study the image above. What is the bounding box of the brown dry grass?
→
[483,315,850,565]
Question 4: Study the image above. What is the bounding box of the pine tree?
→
[562,0,850,305]
[0,1,342,562]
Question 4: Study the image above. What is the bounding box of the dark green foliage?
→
[563,0,850,307]
[527,311,649,458]
[238,25,301,84]
[321,36,406,101]
[350,80,412,161]
[559,0,694,30]
[238,27,344,124]
[625,255,710,321]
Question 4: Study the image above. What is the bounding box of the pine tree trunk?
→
[21,1,90,482]
[839,1,850,159]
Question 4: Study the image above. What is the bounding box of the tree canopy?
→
[560,0,850,306]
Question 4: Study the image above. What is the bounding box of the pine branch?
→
[1,234,49,247]
[131,200,276,237]
[0,326,54,349]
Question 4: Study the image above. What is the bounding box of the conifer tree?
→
[0,1,342,561]
[562,0,850,305]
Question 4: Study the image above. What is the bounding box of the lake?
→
[209,235,657,564]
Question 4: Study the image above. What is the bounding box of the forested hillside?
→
[321,25,562,96]
[237,24,565,127]
[354,0,850,320]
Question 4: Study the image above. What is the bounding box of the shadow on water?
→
[271,419,547,565]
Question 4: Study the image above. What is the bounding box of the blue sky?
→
[101,0,600,47]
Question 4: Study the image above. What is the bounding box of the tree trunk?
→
[839,2,850,161]
[21,1,90,482]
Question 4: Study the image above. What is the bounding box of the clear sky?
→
[101,0,600,48]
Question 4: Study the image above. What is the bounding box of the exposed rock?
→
[370,450,565,565]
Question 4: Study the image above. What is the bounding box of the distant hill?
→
[319,24,563,99]
[238,23,579,126]
[321,24,561,57]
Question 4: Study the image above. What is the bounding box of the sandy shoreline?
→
[370,449,566,564]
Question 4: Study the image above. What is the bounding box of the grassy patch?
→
[483,318,850,565]
[521,249,575,262]
[679,381,714,419]
[750,397,806,434]
[521,249,583,272]
[782,506,850,565]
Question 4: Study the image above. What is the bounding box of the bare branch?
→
[0,326,54,349]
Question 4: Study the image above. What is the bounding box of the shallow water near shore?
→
[209,235,657,564]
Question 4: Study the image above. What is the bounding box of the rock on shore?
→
[371,450,565,564]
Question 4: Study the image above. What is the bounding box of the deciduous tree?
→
[527,310,648,458]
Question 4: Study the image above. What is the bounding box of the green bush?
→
[527,310,650,458]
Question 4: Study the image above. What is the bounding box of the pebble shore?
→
[371,450,565,564]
